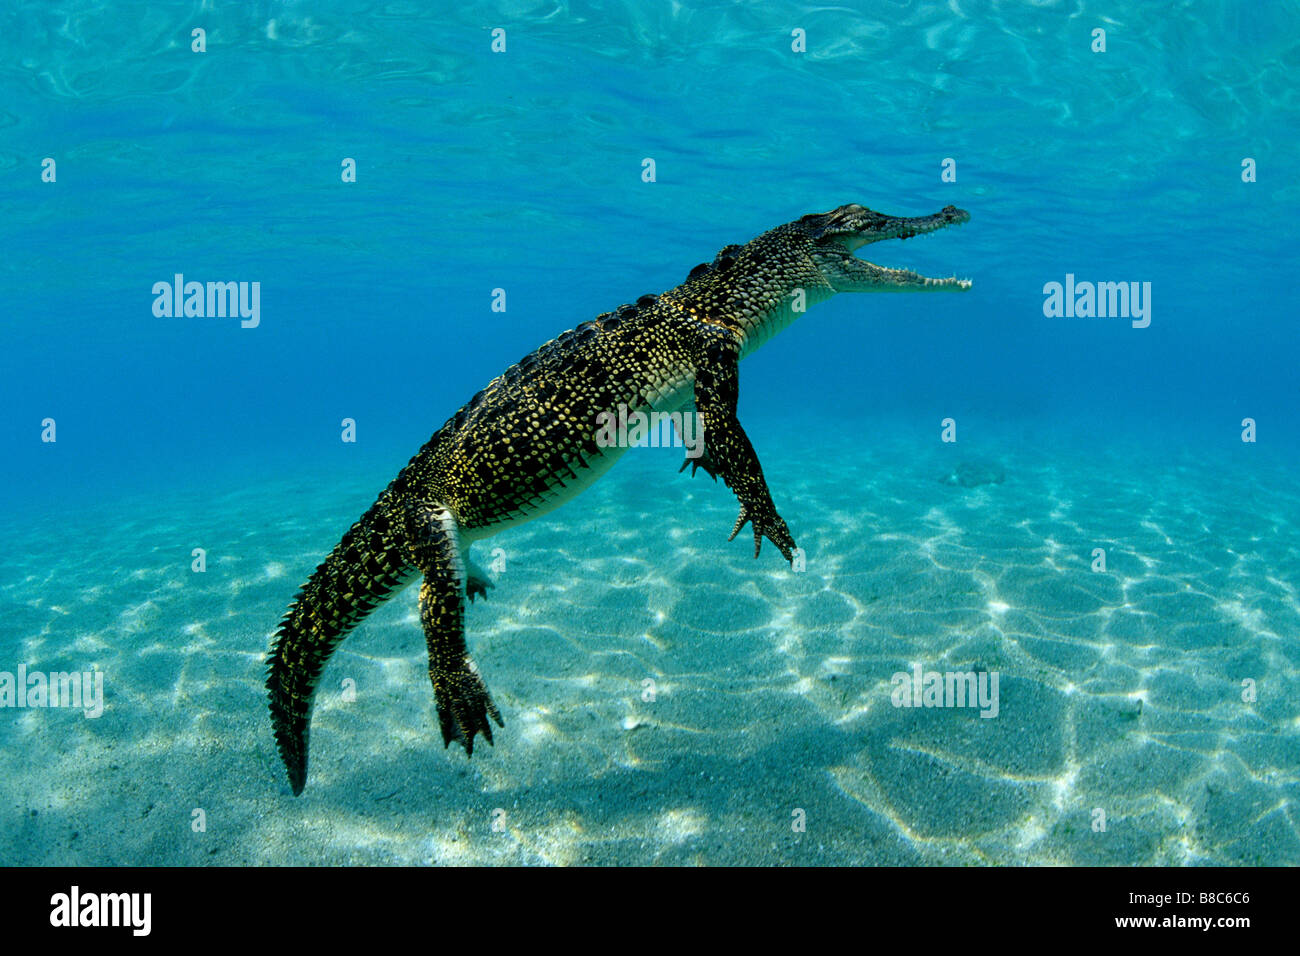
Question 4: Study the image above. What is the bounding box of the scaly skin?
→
[266,202,971,794]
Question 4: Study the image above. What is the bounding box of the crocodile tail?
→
[266,493,417,795]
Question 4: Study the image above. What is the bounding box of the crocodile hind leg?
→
[410,504,504,755]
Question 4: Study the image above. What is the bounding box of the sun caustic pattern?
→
[2,1,1297,866]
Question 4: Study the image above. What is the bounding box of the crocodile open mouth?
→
[813,203,972,292]
[852,205,971,290]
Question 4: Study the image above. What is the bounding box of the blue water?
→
[2,1,1298,865]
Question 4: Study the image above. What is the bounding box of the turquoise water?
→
[2,1,1298,865]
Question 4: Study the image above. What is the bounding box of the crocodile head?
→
[802,203,971,292]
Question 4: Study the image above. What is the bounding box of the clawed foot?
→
[728,503,796,563]
[466,572,494,602]
[432,657,504,756]
[678,451,719,481]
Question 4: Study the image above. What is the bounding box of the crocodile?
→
[266,202,971,794]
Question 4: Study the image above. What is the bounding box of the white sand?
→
[2,423,1297,865]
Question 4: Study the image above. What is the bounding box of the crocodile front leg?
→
[464,548,495,602]
[691,329,796,563]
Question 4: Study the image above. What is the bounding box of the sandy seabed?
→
[2,423,1297,865]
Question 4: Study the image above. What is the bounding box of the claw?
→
[466,576,494,602]
[727,506,764,558]
[678,456,718,481]
[728,505,750,543]
[727,504,795,563]
[434,657,504,757]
